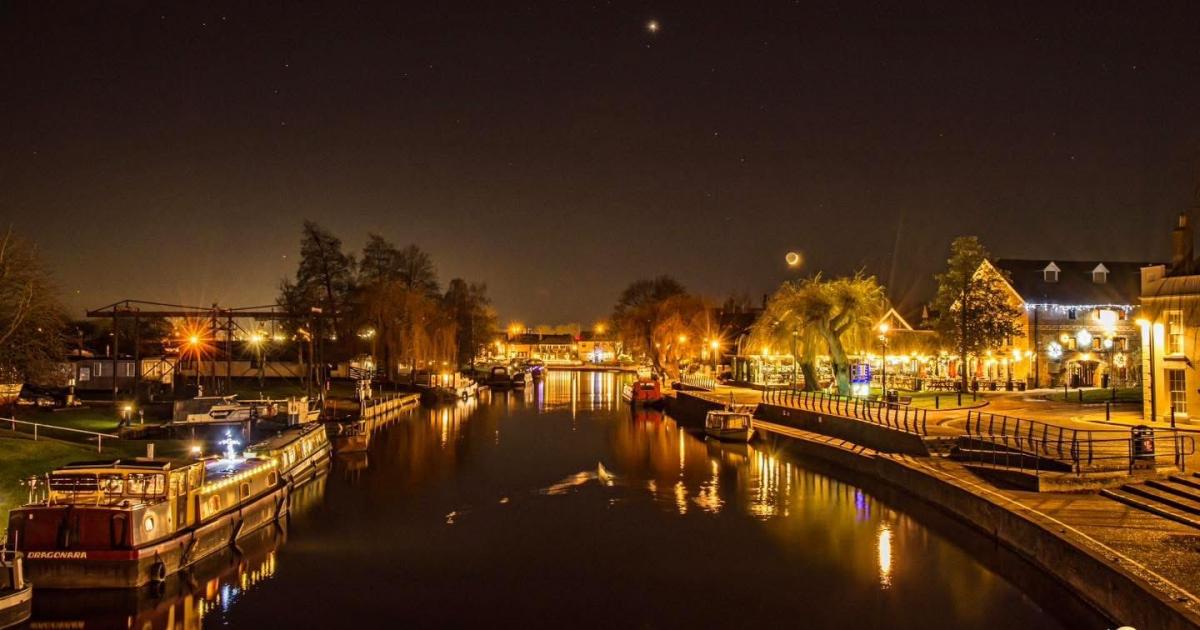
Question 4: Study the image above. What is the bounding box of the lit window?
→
[1167,310,1185,355]
[1167,369,1187,415]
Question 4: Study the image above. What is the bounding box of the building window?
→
[1092,263,1109,284]
[1167,369,1187,415]
[1116,337,1128,351]
[1167,310,1185,355]
[1068,309,1076,320]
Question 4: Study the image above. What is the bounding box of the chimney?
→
[1171,212,1194,274]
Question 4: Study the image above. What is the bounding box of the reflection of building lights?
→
[877,525,893,589]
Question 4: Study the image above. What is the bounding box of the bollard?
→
[1077,389,1083,403]
[935,395,940,409]
[957,392,962,407]
[1106,401,1111,422]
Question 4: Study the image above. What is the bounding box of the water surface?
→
[32,371,1105,629]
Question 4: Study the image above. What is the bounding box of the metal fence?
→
[760,387,928,436]
[963,410,1195,475]
[678,374,717,391]
[1,417,118,452]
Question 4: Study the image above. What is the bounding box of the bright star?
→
[646,19,660,33]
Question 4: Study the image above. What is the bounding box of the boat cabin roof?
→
[58,459,176,471]
[203,457,274,485]
[249,423,323,452]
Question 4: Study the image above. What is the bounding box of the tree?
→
[784,274,885,395]
[932,236,1024,391]
[443,278,497,366]
[279,221,356,337]
[749,281,824,390]
[612,276,711,376]
[0,228,66,386]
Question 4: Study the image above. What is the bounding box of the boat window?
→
[240,482,251,499]
[127,473,165,496]
[98,474,124,495]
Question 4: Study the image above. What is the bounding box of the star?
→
[646,19,660,34]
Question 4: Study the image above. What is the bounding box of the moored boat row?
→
[4,421,331,590]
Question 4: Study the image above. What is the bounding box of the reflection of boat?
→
[0,552,31,630]
[704,410,754,442]
[30,517,287,629]
[331,419,370,453]
[632,408,665,424]
[621,378,664,408]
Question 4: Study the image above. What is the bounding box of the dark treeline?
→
[278,221,496,379]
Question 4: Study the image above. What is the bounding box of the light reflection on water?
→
[31,371,1100,629]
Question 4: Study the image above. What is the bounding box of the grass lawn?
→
[1043,387,1142,404]
[11,406,124,435]
[872,388,980,409]
[0,437,101,526]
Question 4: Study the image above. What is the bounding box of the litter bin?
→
[885,389,898,403]
[1131,425,1156,461]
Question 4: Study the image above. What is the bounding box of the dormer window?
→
[1043,262,1060,283]
[1092,263,1109,284]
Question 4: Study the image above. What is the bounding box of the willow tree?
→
[789,274,885,395]
[749,281,823,390]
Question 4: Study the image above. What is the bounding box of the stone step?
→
[950,447,1074,472]
[1101,488,1200,530]
[1120,483,1200,516]
[1146,478,1200,504]
[1168,474,1200,492]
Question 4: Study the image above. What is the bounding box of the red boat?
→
[621,378,664,408]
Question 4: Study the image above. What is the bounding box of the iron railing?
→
[679,374,717,391]
[963,410,1196,475]
[760,387,928,436]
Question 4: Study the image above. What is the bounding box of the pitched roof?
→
[990,259,1155,306]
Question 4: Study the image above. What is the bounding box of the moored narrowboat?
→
[6,455,284,589]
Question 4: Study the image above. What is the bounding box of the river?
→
[30,370,1108,629]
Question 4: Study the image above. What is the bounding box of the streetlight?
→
[248,332,266,388]
[1137,319,1158,423]
[878,322,890,398]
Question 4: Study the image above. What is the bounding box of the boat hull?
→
[704,428,754,442]
[20,486,287,589]
[19,429,330,590]
[0,584,31,629]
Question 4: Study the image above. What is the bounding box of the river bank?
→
[668,390,1200,629]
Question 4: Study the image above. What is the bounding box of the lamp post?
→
[790,330,799,389]
[1138,319,1156,422]
[878,322,890,398]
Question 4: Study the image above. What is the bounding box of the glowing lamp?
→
[1076,329,1093,348]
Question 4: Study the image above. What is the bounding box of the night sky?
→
[4,2,1200,324]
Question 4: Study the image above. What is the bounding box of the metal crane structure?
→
[85,299,330,403]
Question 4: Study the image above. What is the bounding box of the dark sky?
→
[4,2,1200,325]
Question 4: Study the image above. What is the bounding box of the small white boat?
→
[0,551,32,629]
[705,410,754,442]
